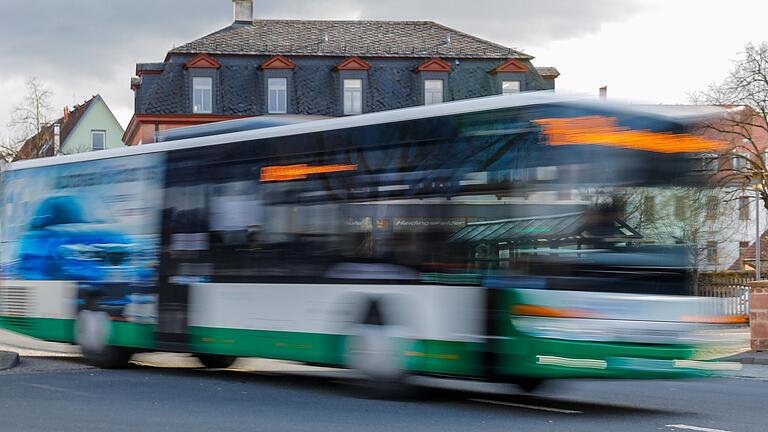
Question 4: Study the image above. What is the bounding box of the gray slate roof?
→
[169,20,532,59]
[535,67,560,78]
[136,62,165,72]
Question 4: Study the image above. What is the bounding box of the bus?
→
[0,93,741,391]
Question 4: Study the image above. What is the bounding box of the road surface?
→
[1,329,763,432]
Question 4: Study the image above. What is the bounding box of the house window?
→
[91,130,106,151]
[705,196,719,221]
[706,241,718,264]
[733,154,748,171]
[674,195,687,220]
[643,195,656,221]
[502,80,521,95]
[268,78,288,114]
[702,154,718,172]
[424,79,444,105]
[740,196,751,221]
[192,77,213,114]
[343,79,363,115]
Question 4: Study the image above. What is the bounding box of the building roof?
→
[169,20,532,59]
[535,67,560,78]
[136,62,165,74]
[14,95,99,161]
[729,229,768,270]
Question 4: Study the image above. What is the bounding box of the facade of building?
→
[14,95,125,161]
[621,105,768,272]
[124,0,559,145]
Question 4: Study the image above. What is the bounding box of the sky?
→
[1,0,767,138]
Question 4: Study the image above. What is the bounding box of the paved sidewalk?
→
[0,329,79,356]
[724,350,768,364]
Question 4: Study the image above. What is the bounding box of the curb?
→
[0,351,20,371]
[723,352,768,365]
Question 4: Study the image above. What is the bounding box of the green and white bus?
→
[0,93,740,390]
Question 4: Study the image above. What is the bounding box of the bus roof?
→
[4,92,726,172]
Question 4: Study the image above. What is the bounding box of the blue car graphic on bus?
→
[16,195,149,283]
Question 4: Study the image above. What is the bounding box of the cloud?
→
[0,0,641,132]
[350,0,642,51]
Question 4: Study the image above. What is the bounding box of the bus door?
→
[155,183,210,352]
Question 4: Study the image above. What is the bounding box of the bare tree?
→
[624,187,742,293]
[7,77,54,145]
[692,42,768,209]
[0,135,20,162]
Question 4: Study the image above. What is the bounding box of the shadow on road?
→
[109,359,688,418]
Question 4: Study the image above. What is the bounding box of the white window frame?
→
[502,80,521,95]
[192,76,213,114]
[733,153,748,171]
[706,241,718,264]
[740,196,751,221]
[268,77,288,114]
[90,130,106,151]
[343,78,363,115]
[424,79,444,105]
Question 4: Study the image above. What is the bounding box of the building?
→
[124,0,559,145]
[14,95,125,161]
[621,105,768,272]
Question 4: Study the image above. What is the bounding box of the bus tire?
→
[197,354,237,369]
[75,309,132,369]
[345,300,406,384]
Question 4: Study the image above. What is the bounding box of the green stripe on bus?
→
[189,326,484,376]
[0,316,75,343]
[0,316,154,349]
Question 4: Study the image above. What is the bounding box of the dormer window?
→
[414,58,451,106]
[268,78,288,114]
[193,77,213,113]
[185,54,221,115]
[335,57,370,116]
[260,56,295,115]
[490,59,528,94]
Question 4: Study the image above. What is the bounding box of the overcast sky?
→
[1,0,767,137]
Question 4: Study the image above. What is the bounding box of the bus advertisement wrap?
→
[1,154,165,323]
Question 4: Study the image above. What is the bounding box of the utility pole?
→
[757,184,761,279]
[752,172,764,279]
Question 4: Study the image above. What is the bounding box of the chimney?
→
[233,0,253,24]
[53,123,61,155]
[63,106,70,122]
[599,86,607,99]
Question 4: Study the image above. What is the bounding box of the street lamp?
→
[751,172,765,279]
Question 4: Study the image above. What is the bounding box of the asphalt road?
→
[1,352,766,432]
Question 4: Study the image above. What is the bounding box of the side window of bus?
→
[209,181,263,248]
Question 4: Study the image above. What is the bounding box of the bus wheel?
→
[346,301,406,385]
[75,309,132,369]
[196,354,237,369]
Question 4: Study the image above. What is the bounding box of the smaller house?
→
[14,95,125,161]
